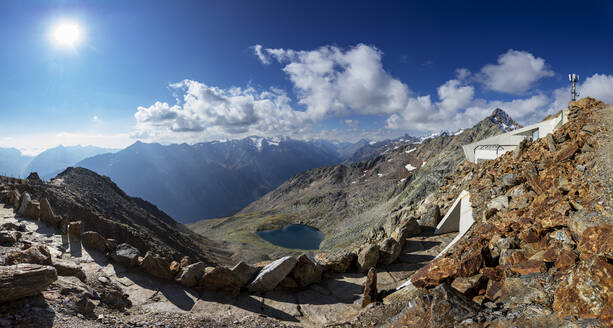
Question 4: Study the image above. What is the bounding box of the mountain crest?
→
[489,108,522,132]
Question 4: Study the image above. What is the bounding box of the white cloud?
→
[91,115,99,122]
[344,119,359,128]
[478,50,554,94]
[258,43,411,119]
[133,79,309,142]
[252,45,270,65]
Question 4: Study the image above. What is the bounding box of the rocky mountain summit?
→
[344,98,613,327]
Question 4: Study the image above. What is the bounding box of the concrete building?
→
[462,109,569,163]
[433,190,474,258]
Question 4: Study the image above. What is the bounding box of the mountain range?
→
[76,137,346,223]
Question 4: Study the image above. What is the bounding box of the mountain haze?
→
[76,137,344,223]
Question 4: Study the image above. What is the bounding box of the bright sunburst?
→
[52,22,81,47]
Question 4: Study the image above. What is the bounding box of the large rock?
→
[0,231,20,246]
[248,256,297,292]
[577,225,612,260]
[392,217,421,246]
[39,198,62,227]
[231,261,259,286]
[429,283,481,327]
[53,259,87,282]
[411,257,459,288]
[290,254,322,287]
[0,264,57,302]
[81,231,107,253]
[200,266,242,295]
[487,195,508,211]
[357,244,379,273]
[9,189,21,209]
[378,237,402,266]
[176,262,206,287]
[5,244,52,265]
[110,243,141,266]
[362,267,377,307]
[553,256,613,322]
[68,221,81,238]
[138,251,174,280]
[419,205,441,228]
[17,192,39,220]
[315,251,356,273]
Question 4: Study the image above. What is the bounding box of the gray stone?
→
[0,264,57,302]
[487,195,508,211]
[110,243,141,266]
[247,256,297,292]
[231,261,259,286]
[419,205,441,228]
[39,198,61,227]
[176,262,206,287]
[378,237,402,266]
[0,230,20,246]
[81,231,107,252]
[357,244,379,273]
[290,255,322,287]
[138,251,174,280]
[53,259,87,282]
[502,174,520,187]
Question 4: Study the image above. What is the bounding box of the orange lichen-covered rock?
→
[578,225,613,260]
[411,257,459,288]
[553,256,613,321]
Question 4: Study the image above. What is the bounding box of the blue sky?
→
[1,0,612,155]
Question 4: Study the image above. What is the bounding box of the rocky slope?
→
[190,108,520,263]
[342,98,612,327]
[77,137,343,223]
[1,167,231,266]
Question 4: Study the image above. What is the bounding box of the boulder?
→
[200,266,242,295]
[502,173,521,187]
[0,231,20,246]
[393,217,421,246]
[411,257,459,288]
[39,198,62,227]
[5,244,52,265]
[105,238,118,252]
[357,244,379,273]
[80,231,107,252]
[314,251,356,273]
[510,260,546,275]
[53,275,97,299]
[176,262,206,287]
[361,268,377,307]
[487,195,508,211]
[9,189,21,209]
[290,255,322,287]
[553,256,613,321]
[53,259,87,282]
[248,256,297,292]
[231,261,259,286]
[110,243,141,266]
[17,192,39,220]
[419,205,441,228]
[138,251,174,280]
[577,225,612,260]
[450,274,486,297]
[378,237,402,266]
[500,276,549,306]
[68,221,81,238]
[429,283,481,327]
[0,264,57,302]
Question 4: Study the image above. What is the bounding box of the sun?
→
[52,22,81,47]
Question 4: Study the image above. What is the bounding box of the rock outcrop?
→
[0,264,57,302]
[247,256,297,292]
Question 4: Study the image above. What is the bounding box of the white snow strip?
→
[405,164,416,172]
[422,161,426,167]
[377,173,383,177]
[405,148,416,154]
[400,178,406,182]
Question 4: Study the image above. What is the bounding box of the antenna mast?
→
[569,73,580,101]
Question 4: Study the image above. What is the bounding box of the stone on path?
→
[248,256,297,292]
[0,264,57,302]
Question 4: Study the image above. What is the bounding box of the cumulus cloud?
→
[254,43,411,119]
[344,119,359,128]
[478,50,554,94]
[134,80,309,141]
[385,77,550,131]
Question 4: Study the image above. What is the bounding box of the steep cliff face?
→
[190,109,520,263]
[348,98,613,327]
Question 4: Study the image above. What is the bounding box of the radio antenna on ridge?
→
[569,73,580,101]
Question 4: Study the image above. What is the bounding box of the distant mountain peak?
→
[489,108,522,132]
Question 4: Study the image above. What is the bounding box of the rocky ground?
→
[341,98,613,327]
[0,201,456,327]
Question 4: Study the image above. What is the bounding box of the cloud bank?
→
[133,44,609,143]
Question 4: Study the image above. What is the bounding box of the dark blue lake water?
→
[256,224,324,250]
